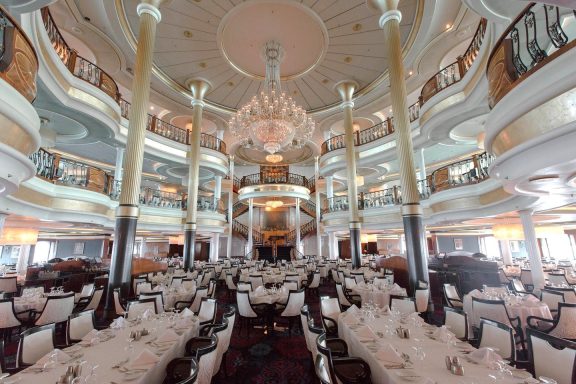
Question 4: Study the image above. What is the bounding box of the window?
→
[33,241,57,263]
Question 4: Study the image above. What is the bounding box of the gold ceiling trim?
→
[429,186,510,213]
[0,115,37,156]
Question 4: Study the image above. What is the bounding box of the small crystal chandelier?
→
[265,154,283,163]
[229,41,315,157]
[266,200,284,208]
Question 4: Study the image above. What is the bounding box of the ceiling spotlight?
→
[266,200,283,208]
[446,23,452,30]
[408,70,413,76]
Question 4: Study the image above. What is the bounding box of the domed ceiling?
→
[121,0,420,113]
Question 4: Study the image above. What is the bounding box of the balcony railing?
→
[140,187,184,209]
[420,19,487,106]
[0,5,38,102]
[40,8,227,154]
[322,152,494,214]
[239,172,312,190]
[487,4,576,108]
[232,219,263,244]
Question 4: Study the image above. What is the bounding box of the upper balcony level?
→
[236,166,315,203]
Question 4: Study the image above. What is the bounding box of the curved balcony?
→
[322,152,494,215]
[239,172,314,191]
[40,8,227,155]
[487,4,575,108]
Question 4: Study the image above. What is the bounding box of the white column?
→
[0,213,7,238]
[141,237,147,258]
[500,240,513,265]
[314,156,322,257]
[114,147,125,182]
[210,233,220,262]
[328,232,336,260]
[295,198,301,253]
[213,176,222,208]
[226,157,235,259]
[216,129,224,140]
[248,198,254,253]
[519,210,546,290]
[326,176,334,210]
[17,245,31,275]
[417,148,426,182]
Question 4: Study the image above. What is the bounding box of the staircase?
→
[286,219,317,243]
[232,201,248,219]
[299,199,316,218]
[232,219,263,245]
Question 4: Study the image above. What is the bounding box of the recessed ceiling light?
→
[150,106,154,110]
[199,62,207,68]
[446,23,452,29]
[352,23,362,32]
[183,30,193,38]
[408,70,413,75]
[227,81,234,86]
[344,56,352,63]
[322,79,329,84]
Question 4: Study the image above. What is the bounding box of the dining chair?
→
[135,281,152,295]
[236,290,265,337]
[170,276,185,288]
[275,288,305,336]
[237,282,252,292]
[216,307,236,378]
[132,276,147,295]
[17,323,56,368]
[301,305,314,354]
[315,332,372,384]
[320,297,341,337]
[74,283,94,303]
[197,298,217,325]
[200,271,213,287]
[526,328,576,384]
[139,291,165,314]
[225,273,237,297]
[527,302,576,341]
[443,307,468,340]
[471,296,522,336]
[163,356,199,384]
[66,309,96,344]
[207,278,217,299]
[285,274,300,289]
[283,280,298,291]
[443,283,463,308]
[126,298,157,319]
[175,286,208,312]
[478,318,516,364]
[0,277,18,297]
[31,292,75,326]
[335,283,360,310]
[519,270,534,292]
[182,278,195,290]
[74,286,104,313]
[350,272,365,285]
[343,277,358,291]
[540,288,565,315]
[307,271,321,296]
[330,270,340,284]
[0,298,23,342]
[390,296,417,315]
[511,279,535,297]
[186,334,219,384]
[113,288,126,316]
[547,286,576,304]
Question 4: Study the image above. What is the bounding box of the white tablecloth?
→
[249,291,288,305]
[13,297,46,314]
[351,285,407,308]
[338,311,533,384]
[11,315,199,384]
[153,286,197,310]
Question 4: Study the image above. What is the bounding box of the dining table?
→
[338,308,538,384]
[9,313,200,384]
[152,285,197,311]
[351,283,407,308]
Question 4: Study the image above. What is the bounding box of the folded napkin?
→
[180,307,194,318]
[156,329,179,343]
[346,304,360,315]
[142,308,155,320]
[110,316,127,329]
[468,347,503,367]
[523,295,539,303]
[375,344,403,365]
[126,349,160,370]
[253,286,266,297]
[343,314,360,326]
[356,325,376,341]
[433,325,455,343]
[81,329,99,343]
[37,349,71,365]
[407,312,423,325]
[173,318,192,329]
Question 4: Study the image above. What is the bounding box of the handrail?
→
[487,4,576,108]
[232,201,248,218]
[287,219,316,243]
[0,5,39,102]
[420,18,487,106]
[40,7,228,154]
[239,172,312,189]
[232,219,262,243]
[322,152,494,214]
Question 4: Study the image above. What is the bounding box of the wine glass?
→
[84,364,99,384]
[124,336,135,354]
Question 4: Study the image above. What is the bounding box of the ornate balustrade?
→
[232,219,263,243]
[287,219,317,242]
[300,199,317,217]
[420,19,487,106]
[232,201,248,218]
[360,187,400,209]
[140,187,184,209]
[232,176,241,193]
[239,172,312,189]
[487,4,576,108]
[40,8,227,154]
[0,6,38,101]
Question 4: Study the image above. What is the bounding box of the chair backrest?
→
[320,297,341,331]
[237,282,251,292]
[190,287,208,313]
[126,298,157,320]
[132,277,147,293]
[548,273,569,286]
[170,276,184,288]
[135,282,152,295]
[280,288,306,317]
[301,305,312,352]
[472,297,513,328]
[478,318,515,362]
[225,273,237,290]
[308,272,321,289]
[527,328,576,384]
[511,278,528,294]
[352,274,365,284]
[165,357,199,384]
[67,310,95,344]
[207,279,217,298]
[443,284,461,306]
[201,271,213,287]
[79,283,95,297]
[222,307,236,351]
[415,288,429,313]
[17,323,55,367]
[236,290,258,318]
[196,334,219,384]
[344,276,357,290]
[548,302,576,340]
[335,283,351,308]
[444,307,468,340]
[330,269,339,283]
[315,332,337,384]
[35,292,75,326]
[541,288,565,313]
[390,296,416,315]
[0,298,21,328]
[139,291,164,314]
[182,278,195,290]
[81,286,102,312]
[283,281,298,291]
[548,287,576,304]
[319,265,328,278]
[113,288,125,315]
[198,298,217,324]
[284,274,300,288]
[520,269,533,285]
[0,277,17,294]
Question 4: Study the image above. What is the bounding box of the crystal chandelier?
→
[229,41,315,157]
[266,200,284,208]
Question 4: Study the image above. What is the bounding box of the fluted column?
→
[183,78,211,270]
[417,148,426,182]
[335,80,362,269]
[295,198,301,253]
[314,157,322,257]
[519,210,546,290]
[114,147,124,182]
[107,0,163,307]
[226,157,235,259]
[213,176,222,208]
[326,176,334,210]
[368,0,429,293]
[248,198,254,254]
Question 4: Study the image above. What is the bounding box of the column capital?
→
[334,80,358,104]
[366,1,402,28]
[137,2,162,23]
[186,78,212,104]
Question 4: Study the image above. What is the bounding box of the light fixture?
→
[492,224,524,240]
[535,225,565,237]
[0,228,39,245]
[265,154,283,163]
[352,123,361,132]
[266,200,284,209]
[168,235,184,245]
[446,23,452,30]
[356,175,365,187]
[229,41,315,155]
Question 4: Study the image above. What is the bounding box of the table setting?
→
[351,282,407,308]
[151,284,197,311]
[249,285,289,305]
[337,304,541,383]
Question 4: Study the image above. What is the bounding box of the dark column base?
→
[105,214,138,310]
[183,228,196,270]
[402,212,429,295]
[349,223,362,269]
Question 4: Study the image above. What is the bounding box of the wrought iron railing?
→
[139,187,184,209]
[232,176,241,193]
[300,199,317,217]
[0,6,38,102]
[232,201,248,218]
[232,219,263,244]
[360,187,400,209]
[30,148,56,179]
[420,18,487,105]
[322,195,350,214]
[287,219,317,243]
[487,4,576,107]
[239,172,312,189]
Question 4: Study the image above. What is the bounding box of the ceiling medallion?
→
[229,41,315,155]
[265,154,283,163]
